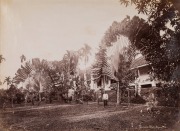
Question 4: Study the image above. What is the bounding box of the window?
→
[141,84,152,88]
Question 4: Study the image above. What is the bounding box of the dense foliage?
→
[118,0,180,82]
[102,13,180,82]
[0,44,93,107]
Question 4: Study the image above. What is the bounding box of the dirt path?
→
[61,105,146,122]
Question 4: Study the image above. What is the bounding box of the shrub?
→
[154,83,180,107]
[130,95,146,104]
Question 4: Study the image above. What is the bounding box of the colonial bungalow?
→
[90,75,117,91]
[129,55,158,96]
[90,58,118,91]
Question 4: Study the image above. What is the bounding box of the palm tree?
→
[63,50,79,75]
[79,44,91,86]
[32,72,44,104]
[62,50,82,101]
[13,61,32,85]
[0,55,5,63]
[106,37,135,105]
[80,44,91,66]
[20,54,26,63]
[31,58,46,104]
[3,76,11,89]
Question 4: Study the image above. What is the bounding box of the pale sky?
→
[0,0,147,88]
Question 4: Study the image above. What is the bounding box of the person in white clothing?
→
[102,91,108,107]
[68,88,74,103]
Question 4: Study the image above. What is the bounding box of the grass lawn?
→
[0,102,179,131]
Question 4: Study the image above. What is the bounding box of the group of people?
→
[67,87,109,107]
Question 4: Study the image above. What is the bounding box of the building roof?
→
[130,56,149,69]
[92,67,119,82]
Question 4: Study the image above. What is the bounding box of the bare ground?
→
[0,102,179,131]
[61,105,145,122]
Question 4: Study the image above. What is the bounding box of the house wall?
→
[92,77,111,91]
[130,65,157,96]
[137,66,156,87]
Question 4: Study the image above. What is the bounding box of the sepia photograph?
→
[0,0,180,130]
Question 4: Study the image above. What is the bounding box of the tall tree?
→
[63,50,79,75]
[31,58,53,103]
[115,54,135,102]
[102,14,180,82]
[79,44,91,65]
[92,46,120,104]
[101,35,135,104]
[62,50,81,93]
[13,61,33,84]
[92,46,118,88]
[79,44,92,86]
[120,0,180,16]
[14,58,53,103]
[117,0,180,82]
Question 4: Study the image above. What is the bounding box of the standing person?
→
[3,99,7,111]
[97,90,101,105]
[68,88,74,103]
[103,91,108,107]
[147,93,156,113]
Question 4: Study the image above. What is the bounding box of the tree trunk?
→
[117,82,120,105]
[84,73,87,87]
[39,93,41,102]
[11,97,14,108]
[104,76,106,89]
[57,91,60,101]
[84,59,88,88]
[37,93,41,106]
[128,88,130,106]
[11,97,15,114]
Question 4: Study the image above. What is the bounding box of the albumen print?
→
[0,0,180,131]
